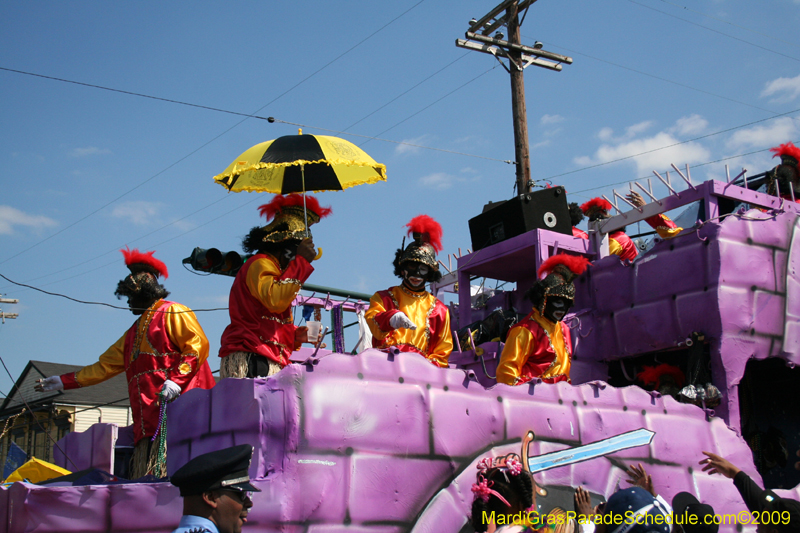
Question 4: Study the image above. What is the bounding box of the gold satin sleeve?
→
[496,326,536,386]
[608,237,624,257]
[428,308,453,368]
[246,256,300,313]
[75,332,127,387]
[653,216,682,239]
[365,292,391,341]
[164,303,210,371]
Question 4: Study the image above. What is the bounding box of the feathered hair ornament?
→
[538,254,590,279]
[637,363,685,390]
[405,215,443,252]
[120,247,169,279]
[770,142,800,165]
[580,197,613,217]
[258,194,332,221]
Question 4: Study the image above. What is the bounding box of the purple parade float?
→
[4,4,800,531]
[3,163,799,533]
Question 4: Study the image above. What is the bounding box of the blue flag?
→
[3,442,27,480]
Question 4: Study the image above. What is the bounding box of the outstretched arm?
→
[163,303,210,391]
[37,333,127,391]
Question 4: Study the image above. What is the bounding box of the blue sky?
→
[1,0,799,397]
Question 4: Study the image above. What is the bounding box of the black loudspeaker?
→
[468,187,571,251]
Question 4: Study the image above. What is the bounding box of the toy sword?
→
[525,428,655,473]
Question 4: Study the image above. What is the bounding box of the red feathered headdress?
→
[637,363,685,390]
[770,142,800,164]
[258,194,332,221]
[120,247,168,279]
[580,197,612,216]
[538,253,590,279]
[406,215,443,252]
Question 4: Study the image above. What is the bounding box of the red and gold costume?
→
[572,227,589,239]
[768,142,800,203]
[497,254,589,386]
[366,285,453,367]
[218,194,331,378]
[496,309,572,385]
[366,215,453,367]
[60,299,214,444]
[643,212,681,239]
[219,253,313,366]
[609,230,639,261]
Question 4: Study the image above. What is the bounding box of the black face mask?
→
[401,262,430,292]
[542,296,572,323]
[115,272,169,315]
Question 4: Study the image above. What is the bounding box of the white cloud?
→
[540,114,564,125]
[531,139,551,149]
[395,135,433,156]
[671,114,708,136]
[418,172,479,190]
[575,118,711,175]
[761,74,800,103]
[726,117,799,150]
[598,127,614,142]
[111,201,163,225]
[624,121,654,138]
[0,206,58,235]
[70,146,111,157]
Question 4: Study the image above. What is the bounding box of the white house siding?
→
[57,404,132,434]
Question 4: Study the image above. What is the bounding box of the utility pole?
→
[456,0,572,195]
[0,295,19,323]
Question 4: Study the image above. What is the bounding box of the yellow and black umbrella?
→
[213,132,387,193]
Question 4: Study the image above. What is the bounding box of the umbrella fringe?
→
[213,159,387,186]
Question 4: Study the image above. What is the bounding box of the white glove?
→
[161,379,182,402]
[35,376,63,392]
[389,312,418,331]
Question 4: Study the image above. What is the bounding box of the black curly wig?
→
[392,248,443,283]
[470,467,535,532]
[115,272,169,314]
[568,202,585,227]
[242,225,300,257]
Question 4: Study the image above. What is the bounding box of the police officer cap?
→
[170,444,261,496]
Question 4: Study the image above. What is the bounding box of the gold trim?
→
[400,285,426,299]
[261,315,293,324]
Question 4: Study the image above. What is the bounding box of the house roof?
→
[0,360,130,415]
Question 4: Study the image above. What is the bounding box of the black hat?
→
[170,444,261,496]
[672,492,718,533]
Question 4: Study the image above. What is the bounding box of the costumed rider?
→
[365,215,453,367]
[35,248,215,479]
[218,194,331,379]
[625,191,682,239]
[569,202,589,239]
[581,198,639,261]
[496,253,590,386]
[767,142,800,203]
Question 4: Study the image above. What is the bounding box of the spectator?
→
[672,492,718,533]
[170,444,260,533]
[470,454,535,532]
[701,451,800,533]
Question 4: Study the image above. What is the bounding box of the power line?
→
[540,106,800,183]
[655,0,800,50]
[537,39,784,117]
[0,273,227,313]
[569,145,781,196]
[626,0,800,63]
[0,0,428,269]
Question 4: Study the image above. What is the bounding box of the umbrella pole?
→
[302,164,309,238]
